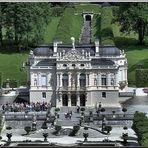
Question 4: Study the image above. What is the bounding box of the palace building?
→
[28,37,128,108]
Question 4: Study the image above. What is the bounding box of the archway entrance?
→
[85,15,91,21]
[62,94,68,106]
[71,94,77,106]
[80,94,86,106]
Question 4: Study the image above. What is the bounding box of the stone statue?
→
[71,37,75,50]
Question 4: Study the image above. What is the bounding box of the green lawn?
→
[112,23,148,86]
[0,52,29,86]
[43,17,61,44]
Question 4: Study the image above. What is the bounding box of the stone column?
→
[115,72,118,86]
[37,72,40,87]
[86,74,89,86]
[68,93,71,107]
[98,73,101,86]
[77,73,80,87]
[68,73,71,87]
[107,73,110,86]
[77,93,80,106]
[59,73,62,87]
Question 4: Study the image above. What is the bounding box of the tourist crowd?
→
[0,102,52,113]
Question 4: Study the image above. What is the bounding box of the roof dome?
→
[33,47,52,56]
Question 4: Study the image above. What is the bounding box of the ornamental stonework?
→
[62,49,83,61]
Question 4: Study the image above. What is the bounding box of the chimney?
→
[53,41,62,56]
[95,40,99,56]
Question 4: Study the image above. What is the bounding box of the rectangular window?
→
[41,75,47,86]
[102,92,106,98]
[101,78,106,85]
[42,92,46,99]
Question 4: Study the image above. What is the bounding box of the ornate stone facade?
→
[28,38,128,108]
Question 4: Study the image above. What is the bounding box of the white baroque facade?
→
[28,38,128,108]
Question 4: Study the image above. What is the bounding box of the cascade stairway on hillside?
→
[79,20,91,44]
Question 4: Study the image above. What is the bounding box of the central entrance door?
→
[62,94,68,106]
[80,94,86,106]
[71,94,77,106]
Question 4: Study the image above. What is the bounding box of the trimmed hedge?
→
[54,8,74,43]
[135,69,148,87]
[100,6,115,45]
[132,111,148,146]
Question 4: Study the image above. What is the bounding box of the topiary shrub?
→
[41,121,48,129]
[24,126,31,135]
[55,107,60,112]
[104,126,112,134]
[69,125,80,136]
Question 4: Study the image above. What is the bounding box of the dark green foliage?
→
[114,3,148,45]
[24,126,31,135]
[0,3,51,46]
[104,126,112,134]
[55,107,60,112]
[55,125,61,132]
[54,8,74,43]
[132,111,148,146]
[69,125,80,136]
[135,69,148,87]
[101,108,105,112]
[122,108,127,113]
[2,79,17,88]
[51,7,64,17]
[100,6,115,45]
[80,107,85,112]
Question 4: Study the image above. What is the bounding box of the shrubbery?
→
[69,125,80,136]
[135,69,148,87]
[100,6,115,45]
[132,111,148,146]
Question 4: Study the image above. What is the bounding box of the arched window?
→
[80,73,86,87]
[62,73,68,87]
[101,74,107,86]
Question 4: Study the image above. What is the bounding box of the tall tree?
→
[1,2,51,46]
[115,3,148,45]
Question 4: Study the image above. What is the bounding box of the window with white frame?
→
[41,75,47,86]
[101,74,107,86]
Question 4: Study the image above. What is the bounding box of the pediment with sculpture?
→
[62,49,83,61]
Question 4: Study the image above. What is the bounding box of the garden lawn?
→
[0,52,28,86]
[112,23,148,86]
[43,16,61,44]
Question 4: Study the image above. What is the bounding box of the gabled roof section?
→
[91,58,115,65]
[36,59,56,66]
